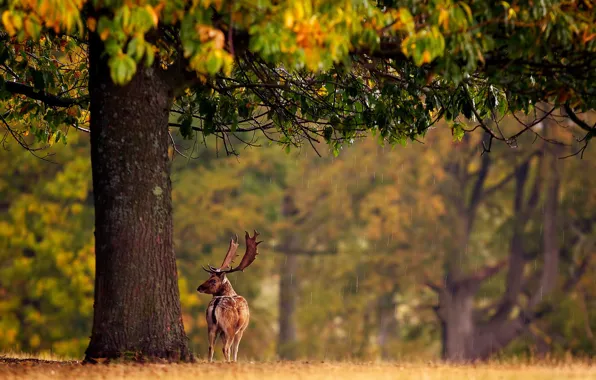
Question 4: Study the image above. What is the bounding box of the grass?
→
[0,354,595,379]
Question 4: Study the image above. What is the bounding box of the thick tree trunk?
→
[278,253,299,360]
[84,34,191,362]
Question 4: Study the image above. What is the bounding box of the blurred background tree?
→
[2,112,595,360]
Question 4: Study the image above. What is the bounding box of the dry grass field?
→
[0,354,595,380]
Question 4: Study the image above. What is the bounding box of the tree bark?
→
[84,33,191,362]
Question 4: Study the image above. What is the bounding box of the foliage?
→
[2,117,596,359]
[0,1,595,153]
[0,133,93,356]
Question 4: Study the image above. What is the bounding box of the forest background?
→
[2,112,596,361]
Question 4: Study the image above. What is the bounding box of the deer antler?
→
[220,230,261,273]
[202,232,261,274]
[219,235,239,270]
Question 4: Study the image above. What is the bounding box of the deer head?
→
[197,231,261,294]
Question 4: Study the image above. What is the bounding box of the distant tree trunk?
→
[377,290,399,360]
[278,253,299,360]
[438,186,480,361]
[436,114,571,362]
[277,194,300,360]
[438,284,476,361]
[84,33,191,362]
[471,119,562,360]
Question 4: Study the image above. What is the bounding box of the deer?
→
[197,230,261,362]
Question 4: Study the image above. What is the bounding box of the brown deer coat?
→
[197,231,261,362]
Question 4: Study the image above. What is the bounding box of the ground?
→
[0,355,595,379]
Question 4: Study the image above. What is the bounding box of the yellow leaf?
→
[294,2,305,20]
[24,18,36,37]
[421,50,431,64]
[100,28,110,40]
[317,85,328,97]
[2,11,15,35]
[146,5,159,27]
[400,36,410,55]
[438,8,449,29]
[284,10,294,28]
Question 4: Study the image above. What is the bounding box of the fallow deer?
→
[197,231,261,362]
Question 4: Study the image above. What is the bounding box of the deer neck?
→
[215,277,237,297]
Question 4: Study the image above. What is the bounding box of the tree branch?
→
[564,104,595,133]
[3,81,88,108]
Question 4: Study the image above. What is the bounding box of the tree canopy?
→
[1,0,595,152]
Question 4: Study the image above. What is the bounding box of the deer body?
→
[197,231,261,362]
[202,277,250,362]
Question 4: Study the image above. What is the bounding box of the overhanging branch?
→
[564,104,595,133]
[3,81,88,108]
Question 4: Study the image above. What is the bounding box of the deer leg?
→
[208,328,218,362]
[232,330,245,362]
[221,333,233,362]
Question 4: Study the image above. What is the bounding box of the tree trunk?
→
[84,34,191,362]
[440,198,477,362]
[439,285,476,361]
[278,253,299,360]
[377,290,399,360]
[438,113,565,361]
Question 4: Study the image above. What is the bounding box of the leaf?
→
[145,5,159,27]
[108,54,137,85]
[398,8,415,33]
[205,52,222,74]
[451,122,465,141]
[2,11,16,35]
[87,17,97,32]
[180,114,193,139]
[323,126,333,142]
[144,49,155,67]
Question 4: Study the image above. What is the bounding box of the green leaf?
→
[180,114,193,139]
[205,53,222,74]
[323,126,333,142]
[451,122,465,141]
[108,54,137,85]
